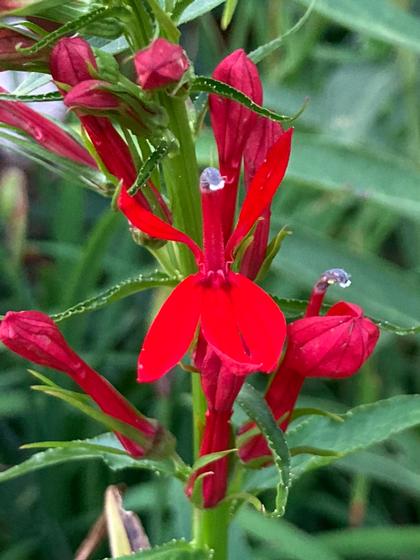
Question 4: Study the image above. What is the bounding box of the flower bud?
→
[284,302,379,378]
[0,310,164,457]
[64,79,120,112]
[238,301,380,464]
[50,37,97,87]
[134,38,190,90]
[64,79,168,138]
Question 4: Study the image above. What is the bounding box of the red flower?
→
[239,271,380,463]
[0,311,161,457]
[0,86,96,168]
[134,38,190,90]
[118,128,293,382]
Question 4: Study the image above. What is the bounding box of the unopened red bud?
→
[0,311,162,457]
[285,302,379,378]
[64,79,119,112]
[50,37,97,87]
[134,38,189,90]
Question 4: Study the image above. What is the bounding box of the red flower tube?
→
[0,311,161,457]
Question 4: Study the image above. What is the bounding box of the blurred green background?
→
[1,0,420,558]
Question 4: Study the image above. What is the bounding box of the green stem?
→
[193,503,230,560]
[160,94,202,273]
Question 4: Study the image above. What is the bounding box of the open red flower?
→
[118,129,293,382]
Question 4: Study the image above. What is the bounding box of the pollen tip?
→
[319,268,351,289]
[200,167,225,192]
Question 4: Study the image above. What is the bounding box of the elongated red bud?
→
[0,311,163,457]
[0,28,49,69]
[64,79,120,112]
[134,38,190,90]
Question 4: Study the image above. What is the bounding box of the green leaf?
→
[237,384,291,517]
[191,448,237,472]
[30,385,151,449]
[237,508,343,560]
[0,92,63,103]
[294,0,420,54]
[146,0,180,42]
[0,434,176,484]
[191,76,307,124]
[319,526,420,559]
[287,395,420,479]
[101,539,211,559]
[286,132,420,221]
[221,0,238,29]
[178,0,226,24]
[16,6,125,55]
[128,141,171,196]
[51,271,177,322]
[249,0,317,63]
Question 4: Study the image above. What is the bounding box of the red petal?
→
[226,128,293,259]
[200,278,260,369]
[229,272,286,372]
[137,274,202,382]
[118,187,203,262]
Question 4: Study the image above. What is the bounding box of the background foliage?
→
[1,0,420,558]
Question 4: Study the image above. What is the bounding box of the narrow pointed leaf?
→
[128,141,170,196]
[0,92,63,102]
[192,77,306,124]
[237,383,291,517]
[177,0,226,24]
[51,272,177,322]
[0,434,176,484]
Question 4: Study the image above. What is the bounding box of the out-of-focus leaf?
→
[178,0,226,24]
[249,0,317,63]
[51,271,177,322]
[237,508,343,560]
[0,434,176,484]
[286,133,420,221]
[221,0,238,30]
[101,539,211,559]
[336,450,420,498]
[16,7,125,55]
[319,526,420,558]
[268,228,420,326]
[295,0,420,54]
[237,384,290,517]
[191,76,307,123]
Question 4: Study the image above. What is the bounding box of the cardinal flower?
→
[239,269,380,464]
[118,128,293,382]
